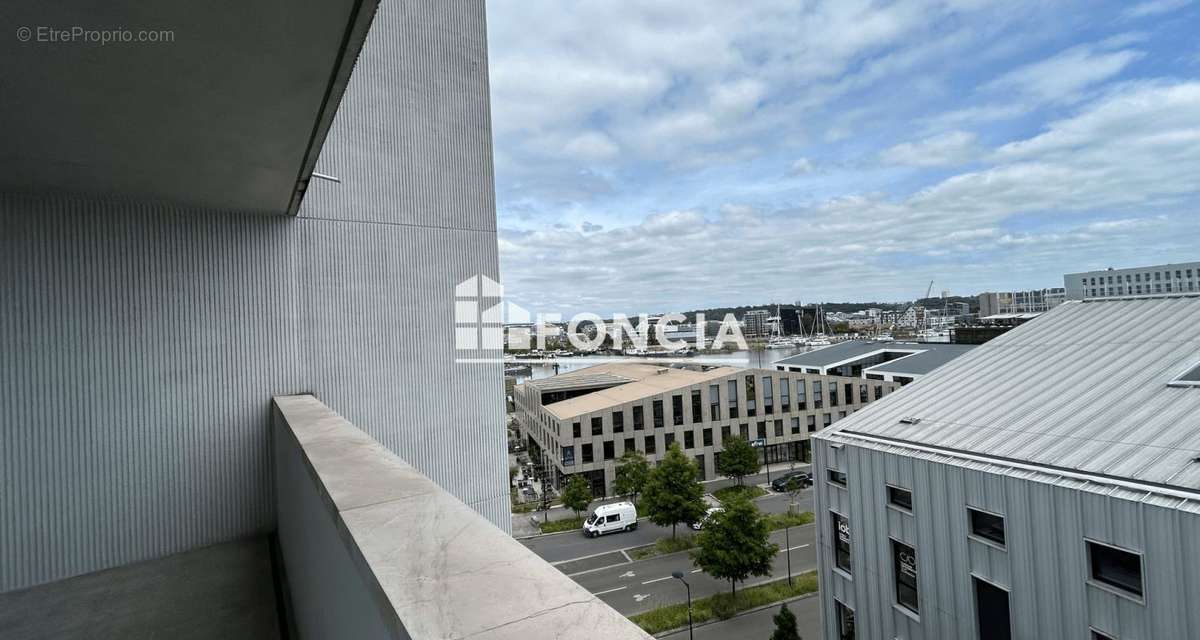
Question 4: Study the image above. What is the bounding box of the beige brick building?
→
[515,363,899,496]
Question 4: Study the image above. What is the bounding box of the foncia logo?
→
[454,275,530,362]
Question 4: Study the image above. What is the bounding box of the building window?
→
[756,421,767,439]
[974,578,1012,640]
[603,440,614,460]
[774,419,784,437]
[562,446,575,467]
[892,540,919,614]
[888,486,913,511]
[572,422,581,438]
[780,378,790,412]
[702,428,713,447]
[874,385,883,400]
[745,375,757,416]
[709,384,720,421]
[721,424,731,441]
[797,381,807,410]
[968,508,1006,545]
[832,512,851,573]
[591,417,603,436]
[791,417,800,434]
[728,380,739,418]
[813,381,823,409]
[1087,541,1143,598]
[633,405,645,430]
[829,383,838,407]
[807,415,817,432]
[691,389,702,423]
[624,437,635,452]
[644,436,656,455]
[823,414,832,428]
[684,430,695,449]
[763,376,774,414]
[653,400,664,428]
[859,384,868,404]
[845,383,854,405]
[664,432,675,448]
[828,469,847,486]
[669,394,683,426]
[739,423,750,439]
[613,411,624,433]
[581,443,594,464]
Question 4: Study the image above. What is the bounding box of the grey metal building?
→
[1065,262,1200,299]
[774,340,976,386]
[813,296,1200,640]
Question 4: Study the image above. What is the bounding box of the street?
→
[660,595,821,639]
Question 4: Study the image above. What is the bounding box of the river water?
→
[510,345,820,383]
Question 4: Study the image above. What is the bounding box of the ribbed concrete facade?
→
[0,0,508,593]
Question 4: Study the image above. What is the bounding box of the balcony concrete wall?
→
[273,394,651,640]
[0,0,508,593]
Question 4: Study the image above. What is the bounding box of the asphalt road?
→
[522,485,813,564]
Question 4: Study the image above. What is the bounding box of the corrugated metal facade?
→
[815,441,1200,640]
[812,297,1200,639]
[0,0,509,593]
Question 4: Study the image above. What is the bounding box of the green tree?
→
[641,442,706,539]
[560,475,593,520]
[770,602,801,640]
[691,496,778,594]
[613,449,650,503]
[718,435,760,486]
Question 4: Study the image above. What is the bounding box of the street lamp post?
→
[784,517,793,586]
[670,571,694,640]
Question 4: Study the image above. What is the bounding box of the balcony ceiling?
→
[0,0,377,215]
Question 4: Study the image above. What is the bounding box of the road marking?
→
[593,586,627,596]
[779,544,811,553]
[691,568,702,573]
[620,570,636,578]
[633,593,651,602]
[620,549,633,563]
[641,575,673,585]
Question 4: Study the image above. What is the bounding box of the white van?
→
[582,502,638,537]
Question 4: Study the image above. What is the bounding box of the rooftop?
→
[819,296,1200,494]
[773,340,976,376]
[527,363,740,419]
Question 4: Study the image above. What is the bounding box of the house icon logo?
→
[454,275,529,361]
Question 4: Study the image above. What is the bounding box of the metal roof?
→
[523,363,742,419]
[820,296,1200,492]
[773,339,975,376]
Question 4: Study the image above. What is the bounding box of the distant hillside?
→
[681,295,979,321]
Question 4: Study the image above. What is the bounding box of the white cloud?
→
[879,131,980,167]
[1123,0,1191,19]
[789,158,814,175]
[982,44,1143,105]
[564,131,619,161]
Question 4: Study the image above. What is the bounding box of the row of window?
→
[1087,281,1196,297]
[1084,268,1195,287]
[829,473,1146,636]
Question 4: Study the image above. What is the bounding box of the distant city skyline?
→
[486,0,1200,317]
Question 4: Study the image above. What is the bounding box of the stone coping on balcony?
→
[273,394,651,639]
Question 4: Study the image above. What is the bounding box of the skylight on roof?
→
[1169,362,1200,387]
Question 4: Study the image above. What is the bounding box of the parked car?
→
[771,471,812,492]
[582,502,638,537]
[691,506,723,530]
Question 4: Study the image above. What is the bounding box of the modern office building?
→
[1,2,646,638]
[774,340,976,386]
[978,288,1066,317]
[1065,262,1200,299]
[514,363,900,496]
[812,295,1200,640]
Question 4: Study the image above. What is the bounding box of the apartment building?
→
[744,309,771,337]
[774,340,975,386]
[1065,262,1200,299]
[0,2,647,637]
[515,363,899,496]
[812,295,1200,640]
[978,288,1066,317]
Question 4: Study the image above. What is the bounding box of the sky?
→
[485,0,1200,318]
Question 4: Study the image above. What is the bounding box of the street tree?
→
[560,475,593,521]
[691,495,778,595]
[613,449,650,503]
[718,435,760,486]
[641,442,706,539]
[770,602,801,640]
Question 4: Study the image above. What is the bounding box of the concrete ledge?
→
[273,394,650,639]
